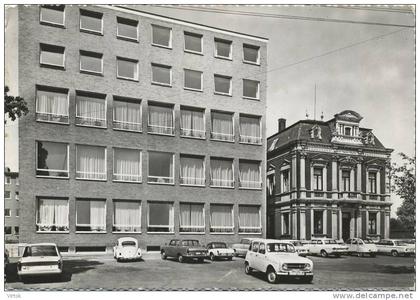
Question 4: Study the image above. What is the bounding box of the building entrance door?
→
[342,212,351,241]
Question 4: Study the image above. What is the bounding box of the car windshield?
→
[212,243,227,248]
[23,246,58,257]
[182,240,199,246]
[395,241,408,246]
[266,243,295,253]
[324,240,338,244]
[121,241,136,247]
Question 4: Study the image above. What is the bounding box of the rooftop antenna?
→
[305,109,309,119]
[314,84,317,121]
[321,111,324,121]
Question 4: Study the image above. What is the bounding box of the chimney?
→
[278,118,286,132]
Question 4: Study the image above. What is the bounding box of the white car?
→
[113,237,142,261]
[17,243,63,280]
[206,242,235,261]
[376,239,415,257]
[231,238,252,257]
[281,240,310,257]
[244,239,313,284]
[345,238,377,257]
[307,238,348,257]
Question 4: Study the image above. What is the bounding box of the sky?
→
[4,4,415,217]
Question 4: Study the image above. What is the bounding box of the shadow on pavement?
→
[375,265,415,274]
[166,258,211,264]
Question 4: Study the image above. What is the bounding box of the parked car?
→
[161,239,207,263]
[17,243,63,281]
[306,238,348,257]
[345,238,377,257]
[206,242,235,261]
[244,239,313,284]
[375,239,415,257]
[281,240,310,257]
[231,238,252,257]
[113,237,142,262]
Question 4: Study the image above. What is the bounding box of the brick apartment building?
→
[4,168,20,243]
[267,111,393,241]
[11,5,267,252]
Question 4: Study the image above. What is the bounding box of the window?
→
[243,79,260,99]
[151,64,172,86]
[117,57,139,81]
[16,209,19,217]
[36,197,69,232]
[184,69,203,91]
[210,204,233,233]
[243,44,260,64]
[281,170,290,193]
[211,111,234,142]
[80,9,103,34]
[40,5,65,26]
[368,212,377,234]
[344,127,352,136]
[15,227,19,235]
[210,158,234,188]
[239,160,261,189]
[117,17,138,41]
[36,141,69,177]
[36,87,69,123]
[147,202,174,232]
[5,227,12,235]
[148,151,174,184]
[5,191,11,199]
[76,199,106,232]
[152,25,172,48]
[368,172,377,194]
[76,92,106,127]
[180,155,205,186]
[113,148,142,182]
[214,75,232,95]
[184,32,203,54]
[148,103,174,135]
[5,209,11,217]
[215,38,232,59]
[342,170,351,191]
[5,176,11,184]
[267,173,275,196]
[180,107,205,139]
[313,167,323,191]
[282,212,290,235]
[40,44,65,68]
[80,50,103,74]
[113,97,142,132]
[76,145,106,180]
[238,206,261,233]
[239,115,261,144]
[179,203,205,233]
[314,211,323,235]
[113,200,141,232]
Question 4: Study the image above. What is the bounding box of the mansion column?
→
[300,153,306,198]
[384,210,390,239]
[299,204,306,240]
[332,158,338,199]
[356,162,362,199]
[291,154,297,191]
[331,204,338,239]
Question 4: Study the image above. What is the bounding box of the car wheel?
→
[178,254,184,263]
[244,262,252,275]
[266,266,278,284]
[302,275,313,284]
[161,251,167,260]
[391,250,398,257]
[320,250,328,258]
[210,253,215,261]
[116,257,121,262]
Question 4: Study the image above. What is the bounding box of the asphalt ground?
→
[4,253,415,291]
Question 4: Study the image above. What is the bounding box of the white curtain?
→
[90,200,106,231]
[149,105,173,134]
[38,199,68,231]
[240,162,261,188]
[240,116,260,143]
[114,149,141,182]
[210,205,233,232]
[77,96,105,120]
[211,112,233,141]
[54,200,69,227]
[114,202,141,232]
[180,157,204,185]
[36,91,68,116]
[77,145,106,180]
[239,206,260,232]
[180,203,204,231]
[180,110,205,137]
[211,159,233,187]
[113,100,141,129]
[38,199,55,227]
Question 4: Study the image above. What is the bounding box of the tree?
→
[391,153,415,232]
[4,85,29,123]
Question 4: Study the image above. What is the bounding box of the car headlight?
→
[304,263,311,271]
[281,263,288,271]
[405,248,408,252]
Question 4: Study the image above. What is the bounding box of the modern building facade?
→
[5,168,20,243]
[12,5,267,252]
[267,111,393,241]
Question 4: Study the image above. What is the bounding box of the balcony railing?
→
[36,168,69,178]
[180,128,206,139]
[210,132,234,142]
[148,175,174,184]
[210,226,234,233]
[239,135,262,145]
[179,225,205,233]
[180,177,205,186]
[76,171,106,180]
[147,124,174,135]
[210,178,234,188]
[76,224,106,232]
[36,223,69,232]
[113,120,142,132]
[338,192,358,199]
[76,116,107,128]
[113,174,142,182]
[36,112,69,124]
[239,180,262,189]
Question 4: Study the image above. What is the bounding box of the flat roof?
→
[100,5,269,43]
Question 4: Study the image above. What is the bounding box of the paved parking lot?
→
[5,254,415,291]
